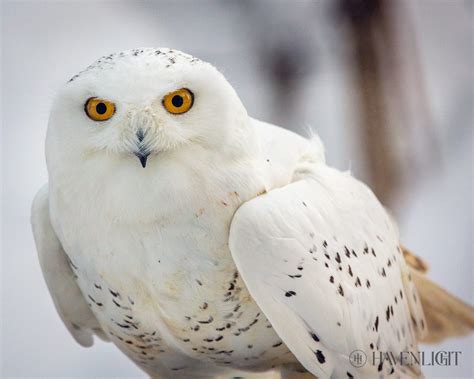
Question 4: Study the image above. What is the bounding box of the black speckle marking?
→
[377,361,384,372]
[94,283,102,290]
[198,316,214,324]
[109,289,120,298]
[374,316,379,332]
[355,277,361,287]
[366,279,371,288]
[338,285,344,297]
[335,252,341,263]
[347,372,354,378]
[289,274,302,279]
[348,265,353,277]
[329,276,334,284]
[196,279,203,286]
[302,201,307,207]
[285,290,296,297]
[315,350,326,364]
[87,295,103,306]
[114,321,131,329]
[345,247,351,258]
[310,332,320,342]
[272,341,283,348]
[323,240,328,248]
[249,318,259,326]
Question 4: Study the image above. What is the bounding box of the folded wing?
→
[229,165,426,378]
[31,185,107,347]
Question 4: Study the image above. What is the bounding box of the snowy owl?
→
[32,48,473,379]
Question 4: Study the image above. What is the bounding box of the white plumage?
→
[230,161,426,378]
[32,48,426,378]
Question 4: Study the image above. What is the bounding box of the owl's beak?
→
[135,151,149,168]
[134,129,149,168]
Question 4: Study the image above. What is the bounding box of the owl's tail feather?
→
[403,248,474,344]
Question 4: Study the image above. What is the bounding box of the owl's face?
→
[47,48,249,172]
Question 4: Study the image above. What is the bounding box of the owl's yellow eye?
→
[162,88,194,114]
[85,98,115,121]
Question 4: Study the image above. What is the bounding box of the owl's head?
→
[47,48,250,174]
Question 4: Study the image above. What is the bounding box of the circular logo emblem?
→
[349,350,367,367]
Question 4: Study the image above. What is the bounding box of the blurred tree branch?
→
[337,0,438,209]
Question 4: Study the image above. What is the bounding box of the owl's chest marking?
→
[66,241,294,372]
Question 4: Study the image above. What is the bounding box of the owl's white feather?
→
[31,185,109,346]
[229,159,426,378]
[32,48,426,378]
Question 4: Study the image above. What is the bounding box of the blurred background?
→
[1,0,472,377]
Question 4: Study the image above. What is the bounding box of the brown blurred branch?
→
[338,0,437,209]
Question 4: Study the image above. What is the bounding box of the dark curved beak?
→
[135,151,150,168]
[135,129,149,168]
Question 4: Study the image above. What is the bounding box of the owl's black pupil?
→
[96,102,107,115]
[171,95,184,107]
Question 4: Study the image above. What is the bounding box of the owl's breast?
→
[50,182,295,372]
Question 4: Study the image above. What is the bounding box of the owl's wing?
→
[229,165,426,378]
[31,185,108,347]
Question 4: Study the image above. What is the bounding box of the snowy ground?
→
[1,1,472,377]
